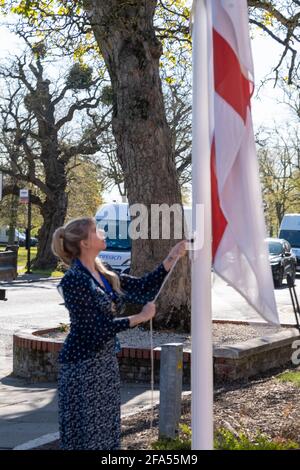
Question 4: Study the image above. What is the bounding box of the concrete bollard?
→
[159,343,183,439]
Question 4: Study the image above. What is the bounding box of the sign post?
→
[0,172,3,201]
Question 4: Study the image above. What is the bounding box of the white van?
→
[0,227,25,245]
[279,214,300,270]
[95,202,192,274]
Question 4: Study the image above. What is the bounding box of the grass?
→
[152,425,299,450]
[17,246,37,268]
[17,247,63,278]
[214,428,299,450]
[277,370,300,387]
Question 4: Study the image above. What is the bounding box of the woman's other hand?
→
[129,302,156,327]
[140,302,156,322]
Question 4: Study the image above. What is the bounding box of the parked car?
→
[0,227,26,245]
[30,237,38,247]
[266,237,297,288]
[17,232,26,246]
[18,234,38,247]
[279,214,300,271]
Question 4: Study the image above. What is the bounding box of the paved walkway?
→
[1,273,62,285]
[0,358,162,450]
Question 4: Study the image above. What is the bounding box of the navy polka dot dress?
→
[57,258,168,450]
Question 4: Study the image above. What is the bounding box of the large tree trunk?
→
[8,194,19,244]
[34,138,68,269]
[34,188,68,269]
[84,0,191,330]
[29,69,69,270]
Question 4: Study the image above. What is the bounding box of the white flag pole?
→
[191,0,214,450]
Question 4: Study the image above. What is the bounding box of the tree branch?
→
[56,97,102,130]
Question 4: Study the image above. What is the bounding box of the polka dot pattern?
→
[58,259,168,364]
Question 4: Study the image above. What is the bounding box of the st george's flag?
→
[207,0,279,324]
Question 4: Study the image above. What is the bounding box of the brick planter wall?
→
[214,328,300,382]
[13,327,300,384]
[118,350,191,384]
[13,329,191,384]
[13,329,62,382]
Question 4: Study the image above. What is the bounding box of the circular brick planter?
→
[13,328,191,384]
[13,328,63,382]
[13,326,300,384]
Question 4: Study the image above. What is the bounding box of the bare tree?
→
[248,0,300,85]
[165,78,192,189]
[0,41,111,268]
[258,125,300,234]
[93,74,193,198]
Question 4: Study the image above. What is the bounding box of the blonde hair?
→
[51,217,122,294]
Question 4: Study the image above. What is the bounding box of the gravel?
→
[42,322,283,350]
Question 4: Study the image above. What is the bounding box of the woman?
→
[51,216,186,450]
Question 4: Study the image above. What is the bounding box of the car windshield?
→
[268,242,283,255]
[279,230,300,248]
[96,219,132,251]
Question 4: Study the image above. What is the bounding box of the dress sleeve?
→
[59,272,130,341]
[119,263,169,304]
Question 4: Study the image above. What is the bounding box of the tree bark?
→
[8,193,19,244]
[36,187,68,269]
[83,0,191,330]
[29,72,69,269]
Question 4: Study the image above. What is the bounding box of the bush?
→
[58,323,70,333]
[151,426,299,450]
[214,428,299,450]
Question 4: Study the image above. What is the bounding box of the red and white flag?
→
[191,0,279,450]
[208,0,279,324]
